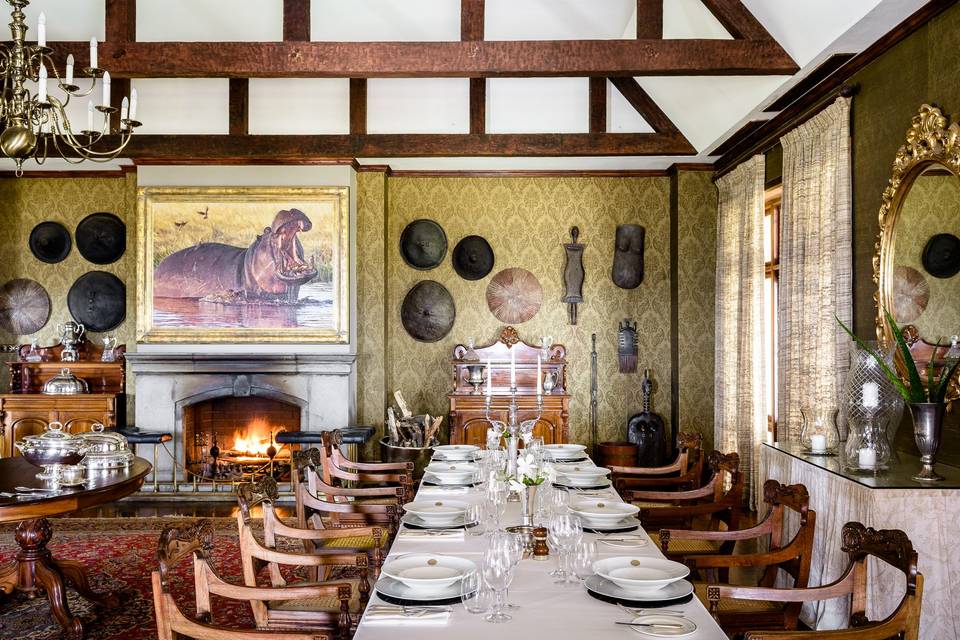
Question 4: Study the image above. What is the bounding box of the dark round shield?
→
[399,219,447,270]
[401,280,455,342]
[922,233,960,279]
[452,235,495,280]
[76,212,126,265]
[29,221,71,263]
[67,271,126,332]
[0,279,50,335]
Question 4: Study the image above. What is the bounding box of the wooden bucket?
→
[595,441,638,468]
[379,437,432,480]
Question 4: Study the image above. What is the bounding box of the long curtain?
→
[715,155,767,509]
[778,97,853,444]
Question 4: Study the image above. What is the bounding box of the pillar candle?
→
[537,354,542,398]
[809,434,826,452]
[486,360,492,397]
[862,382,879,409]
[858,448,877,469]
[510,349,516,388]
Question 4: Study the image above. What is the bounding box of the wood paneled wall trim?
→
[0,166,137,179]
[358,163,715,178]
[715,0,958,175]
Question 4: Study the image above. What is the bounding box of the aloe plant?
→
[836,309,960,404]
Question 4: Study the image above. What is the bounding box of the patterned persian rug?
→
[0,517,268,640]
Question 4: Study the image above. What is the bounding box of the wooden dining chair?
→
[237,477,387,576]
[320,430,414,490]
[654,479,812,564]
[709,522,923,640]
[293,449,402,532]
[235,492,372,632]
[620,450,744,531]
[152,519,351,640]
[608,431,705,492]
[667,480,817,635]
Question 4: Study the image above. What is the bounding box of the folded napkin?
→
[363,605,451,626]
[398,529,466,541]
[417,486,472,495]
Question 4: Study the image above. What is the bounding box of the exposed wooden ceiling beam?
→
[47,39,798,78]
[462,0,486,134]
[84,132,696,161]
[461,0,485,41]
[589,78,606,134]
[608,77,677,134]
[105,0,136,42]
[228,78,249,136]
[350,78,367,135]
[635,0,663,39]
[283,0,311,42]
[699,0,772,40]
[470,78,486,135]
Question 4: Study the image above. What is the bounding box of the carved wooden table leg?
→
[7,518,120,639]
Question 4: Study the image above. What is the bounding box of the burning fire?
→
[230,418,275,457]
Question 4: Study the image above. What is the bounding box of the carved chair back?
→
[152,520,344,640]
[609,431,705,491]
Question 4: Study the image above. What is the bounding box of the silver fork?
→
[617,603,686,617]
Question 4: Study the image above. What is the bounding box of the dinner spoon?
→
[617,603,685,617]
[615,621,686,629]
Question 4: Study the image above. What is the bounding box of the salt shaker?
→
[532,527,550,561]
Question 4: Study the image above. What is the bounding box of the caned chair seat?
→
[694,583,781,613]
[351,496,399,506]
[632,500,675,509]
[648,533,721,554]
[269,578,365,613]
[315,535,379,550]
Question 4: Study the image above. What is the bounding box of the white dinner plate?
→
[375,575,472,606]
[402,511,471,530]
[422,471,479,487]
[627,614,697,638]
[423,462,479,483]
[432,444,480,461]
[381,554,476,594]
[403,499,470,525]
[570,500,641,525]
[584,574,694,604]
[543,443,588,460]
[593,557,690,593]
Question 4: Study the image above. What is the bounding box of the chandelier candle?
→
[35,11,43,47]
[89,37,97,69]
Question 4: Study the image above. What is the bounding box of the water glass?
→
[461,570,493,615]
[569,541,596,582]
[466,504,487,537]
[481,549,515,623]
[549,486,570,516]
[549,514,583,585]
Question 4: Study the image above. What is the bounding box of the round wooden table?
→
[0,456,152,639]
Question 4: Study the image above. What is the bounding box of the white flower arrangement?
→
[509,453,556,491]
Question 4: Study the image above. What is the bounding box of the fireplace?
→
[183,396,299,481]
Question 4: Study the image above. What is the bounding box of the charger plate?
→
[374,576,471,607]
[582,517,641,534]
[584,575,694,607]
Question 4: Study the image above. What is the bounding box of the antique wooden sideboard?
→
[0,342,126,457]
[448,327,570,446]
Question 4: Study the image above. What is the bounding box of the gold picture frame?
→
[137,186,350,344]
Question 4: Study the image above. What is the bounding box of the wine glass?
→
[481,549,514,623]
[549,514,583,585]
[461,569,493,615]
[569,540,596,583]
[488,531,524,609]
[549,486,570,516]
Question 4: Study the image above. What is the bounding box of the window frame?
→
[763,184,782,441]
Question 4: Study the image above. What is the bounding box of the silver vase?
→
[521,484,538,526]
[909,402,946,482]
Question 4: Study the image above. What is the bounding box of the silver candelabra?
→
[484,381,543,478]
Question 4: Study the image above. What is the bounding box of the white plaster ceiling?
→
[2,0,935,172]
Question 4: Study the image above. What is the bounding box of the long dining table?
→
[354,465,729,639]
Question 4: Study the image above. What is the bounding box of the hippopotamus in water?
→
[154,209,318,301]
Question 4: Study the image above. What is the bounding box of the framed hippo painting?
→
[136,186,349,343]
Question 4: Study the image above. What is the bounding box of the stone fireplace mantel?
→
[127,352,357,484]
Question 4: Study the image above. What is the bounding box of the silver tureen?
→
[41,368,90,395]
[15,421,88,480]
[79,423,134,471]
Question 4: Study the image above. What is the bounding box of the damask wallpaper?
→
[356,172,718,448]
[0,174,137,397]
[893,174,960,341]
[677,171,718,450]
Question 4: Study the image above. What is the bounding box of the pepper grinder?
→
[532,527,550,561]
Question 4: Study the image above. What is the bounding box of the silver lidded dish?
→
[42,368,90,395]
[80,423,134,471]
[15,421,88,480]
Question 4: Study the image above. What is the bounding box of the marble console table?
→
[760,443,960,640]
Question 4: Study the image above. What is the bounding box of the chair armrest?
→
[625,483,714,502]
[660,519,771,544]
[274,518,384,544]
[252,545,368,568]
[640,502,735,521]
[690,543,800,570]
[339,458,413,472]
[210,575,351,602]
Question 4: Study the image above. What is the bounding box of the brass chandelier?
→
[0,0,141,175]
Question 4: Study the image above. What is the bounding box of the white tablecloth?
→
[355,479,728,639]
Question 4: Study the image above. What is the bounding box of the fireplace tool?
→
[590,333,599,455]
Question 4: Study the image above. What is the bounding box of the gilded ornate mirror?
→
[875,105,960,402]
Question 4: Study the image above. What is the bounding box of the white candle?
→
[37,12,46,47]
[537,354,542,398]
[486,359,492,397]
[65,54,74,86]
[120,96,129,124]
[862,382,879,409]
[809,434,826,452]
[129,88,138,120]
[510,349,516,388]
[90,37,98,69]
[37,63,47,102]
[86,100,94,131]
[858,448,877,469]
[102,71,111,107]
